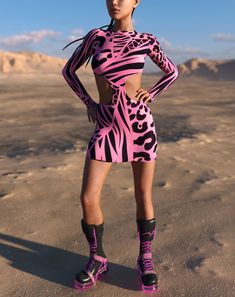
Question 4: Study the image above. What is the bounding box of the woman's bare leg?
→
[80,156,113,224]
[131,160,156,220]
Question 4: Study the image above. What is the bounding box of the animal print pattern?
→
[62,28,179,162]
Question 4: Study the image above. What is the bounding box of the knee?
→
[80,192,100,209]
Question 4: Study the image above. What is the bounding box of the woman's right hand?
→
[87,103,98,124]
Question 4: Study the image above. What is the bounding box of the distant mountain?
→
[0,49,234,80]
[178,58,235,80]
[0,49,92,75]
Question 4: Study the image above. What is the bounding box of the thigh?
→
[131,160,156,195]
[81,156,113,199]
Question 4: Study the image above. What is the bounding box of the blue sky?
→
[1,0,235,71]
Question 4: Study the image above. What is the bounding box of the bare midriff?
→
[94,73,142,104]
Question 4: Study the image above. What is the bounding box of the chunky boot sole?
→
[73,254,109,291]
[136,254,159,293]
[136,261,159,293]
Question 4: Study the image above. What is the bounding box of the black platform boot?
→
[136,217,159,293]
[73,219,109,290]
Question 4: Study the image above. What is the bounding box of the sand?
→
[0,72,234,297]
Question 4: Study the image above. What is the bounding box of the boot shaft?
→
[137,218,156,239]
[81,219,104,238]
[81,219,106,258]
[136,218,156,254]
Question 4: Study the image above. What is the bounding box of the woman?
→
[62,0,178,293]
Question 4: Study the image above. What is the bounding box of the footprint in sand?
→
[185,255,205,271]
[196,170,218,185]
[160,223,170,232]
[193,194,222,204]
[210,234,224,247]
[192,233,225,277]
[0,191,8,199]
[122,186,134,192]
[0,191,14,199]
[41,164,69,171]
[10,171,34,180]
[155,180,171,188]
[156,180,165,187]
[159,222,174,233]
[1,170,28,179]
[190,170,218,192]
[204,194,222,204]
[172,156,187,162]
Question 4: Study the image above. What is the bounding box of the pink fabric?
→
[93,254,108,263]
[140,252,152,259]
[62,28,178,163]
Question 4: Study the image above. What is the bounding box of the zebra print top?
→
[62,27,179,108]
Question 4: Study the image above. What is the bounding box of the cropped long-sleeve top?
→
[62,27,179,108]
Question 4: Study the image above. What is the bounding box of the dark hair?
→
[61,8,135,67]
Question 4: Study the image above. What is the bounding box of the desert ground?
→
[0,71,234,297]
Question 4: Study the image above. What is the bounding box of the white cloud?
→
[66,28,86,42]
[158,37,206,56]
[211,32,235,42]
[0,29,61,47]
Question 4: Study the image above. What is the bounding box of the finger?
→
[135,89,144,100]
[136,88,144,92]
[136,88,144,97]
[137,90,151,103]
[142,93,151,103]
[136,90,148,101]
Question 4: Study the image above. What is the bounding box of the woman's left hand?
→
[135,88,152,104]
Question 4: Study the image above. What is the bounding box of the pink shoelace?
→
[84,228,97,272]
[139,229,156,271]
[141,254,154,271]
